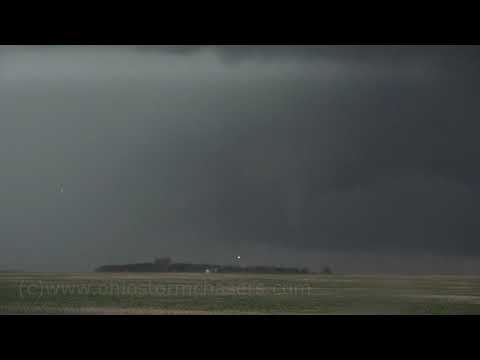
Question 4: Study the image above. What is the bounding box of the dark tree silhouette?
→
[322,266,333,275]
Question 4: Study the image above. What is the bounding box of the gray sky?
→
[1,45,480,274]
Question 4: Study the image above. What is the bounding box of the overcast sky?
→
[1,45,480,274]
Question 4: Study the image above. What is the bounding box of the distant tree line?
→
[95,258,310,274]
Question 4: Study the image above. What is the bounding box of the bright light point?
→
[236,256,241,260]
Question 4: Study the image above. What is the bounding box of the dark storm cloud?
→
[130,45,480,257]
[138,45,480,68]
[1,45,480,273]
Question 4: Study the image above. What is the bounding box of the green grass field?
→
[2,272,480,314]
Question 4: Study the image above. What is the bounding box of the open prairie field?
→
[2,272,480,315]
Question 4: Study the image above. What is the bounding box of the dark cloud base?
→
[1,45,480,272]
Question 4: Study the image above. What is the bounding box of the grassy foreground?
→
[1,272,480,314]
